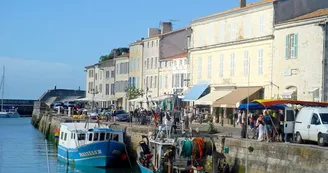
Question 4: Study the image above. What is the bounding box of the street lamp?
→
[88,88,99,112]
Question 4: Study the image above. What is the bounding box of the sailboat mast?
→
[1,66,4,112]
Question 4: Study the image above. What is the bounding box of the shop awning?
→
[128,97,147,102]
[182,84,209,102]
[281,90,295,99]
[151,95,172,102]
[213,86,262,108]
[194,90,232,105]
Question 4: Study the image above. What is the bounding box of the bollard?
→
[68,107,71,117]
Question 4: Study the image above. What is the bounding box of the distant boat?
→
[57,122,128,167]
[0,66,20,118]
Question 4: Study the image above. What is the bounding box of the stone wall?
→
[31,107,328,173]
[215,137,328,173]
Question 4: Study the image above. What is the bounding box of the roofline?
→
[192,1,274,24]
[143,26,190,41]
[275,15,328,30]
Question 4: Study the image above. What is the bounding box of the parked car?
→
[294,107,328,146]
[113,110,129,122]
[64,101,76,108]
[51,101,64,110]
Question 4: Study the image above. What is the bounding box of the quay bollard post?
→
[68,107,71,117]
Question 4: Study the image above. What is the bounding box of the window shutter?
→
[285,35,290,59]
[294,33,298,57]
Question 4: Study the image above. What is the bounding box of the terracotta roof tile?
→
[167,52,187,60]
[285,8,328,23]
[193,0,276,23]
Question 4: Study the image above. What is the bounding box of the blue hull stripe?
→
[58,140,126,167]
[137,161,154,173]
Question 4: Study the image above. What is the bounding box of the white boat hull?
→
[0,112,20,118]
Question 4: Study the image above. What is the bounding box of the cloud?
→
[0,57,85,99]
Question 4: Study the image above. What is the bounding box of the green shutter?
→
[285,35,290,59]
[294,33,298,57]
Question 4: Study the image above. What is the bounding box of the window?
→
[219,54,224,77]
[100,71,102,80]
[95,85,98,93]
[159,75,162,89]
[152,41,154,47]
[207,23,213,44]
[99,84,102,93]
[111,84,115,95]
[198,57,202,79]
[165,61,167,67]
[165,75,168,88]
[93,133,99,141]
[231,22,236,40]
[154,76,157,88]
[155,57,157,68]
[151,58,153,69]
[144,60,147,68]
[243,17,249,39]
[88,133,93,141]
[258,49,263,75]
[95,73,97,80]
[150,76,153,88]
[112,134,119,141]
[187,36,191,48]
[147,58,150,69]
[259,14,264,35]
[60,132,64,140]
[104,84,108,95]
[106,133,111,140]
[88,69,93,78]
[179,59,182,66]
[111,70,115,78]
[64,133,67,141]
[244,51,249,76]
[208,56,212,78]
[311,114,320,125]
[78,133,85,140]
[230,53,235,77]
[100,133,105,141]
[220,21,225,42]
[147,42,150,48]
[181,73,185,87]
[146,76,149,88]
[156,40,159,46]
[106,71,110,79]
[285,33,298,59]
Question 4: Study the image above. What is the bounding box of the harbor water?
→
[0,117,140,173]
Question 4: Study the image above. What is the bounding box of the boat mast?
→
[1,66,4,112]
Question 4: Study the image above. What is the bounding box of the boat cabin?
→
[58,123,124,149]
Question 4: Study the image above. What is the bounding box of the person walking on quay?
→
[237,111,247,138]
[256,113,265,141]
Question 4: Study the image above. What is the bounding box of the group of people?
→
[238,109,288,142]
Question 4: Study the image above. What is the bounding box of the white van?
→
[294,107,328,146]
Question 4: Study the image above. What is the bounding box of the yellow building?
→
[187,0,277,110]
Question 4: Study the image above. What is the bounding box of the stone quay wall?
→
[31,102,328,173]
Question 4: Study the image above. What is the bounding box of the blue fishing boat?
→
[57,122,128,167]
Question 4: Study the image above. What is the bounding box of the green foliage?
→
[125,86,143,100]
[99,47,130,62]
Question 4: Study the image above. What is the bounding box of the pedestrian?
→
[240,111,247,138]
[256,113,265,141]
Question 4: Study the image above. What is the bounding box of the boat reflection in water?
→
[57,162,140,173]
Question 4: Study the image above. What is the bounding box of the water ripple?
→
[0,118,139,173]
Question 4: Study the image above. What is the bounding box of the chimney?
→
[161,22,172,34]
[240,0,246,8]
[148,28,161,37]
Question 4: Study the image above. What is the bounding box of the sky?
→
[0,0,261,100]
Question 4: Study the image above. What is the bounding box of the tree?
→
[99,47,130,62]
[125,86,143,100]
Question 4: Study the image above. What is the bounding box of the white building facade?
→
[273,9,328,101]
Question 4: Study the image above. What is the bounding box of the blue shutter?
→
[294,33,298,57]
[285,35,290,59]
